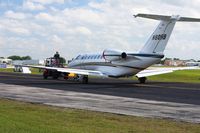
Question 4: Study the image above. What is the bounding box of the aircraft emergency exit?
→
[26,13,200,83]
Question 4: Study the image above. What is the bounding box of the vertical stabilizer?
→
[134,14,200,54]
[140,20,175,54]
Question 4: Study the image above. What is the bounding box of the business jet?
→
[25,13,200,84]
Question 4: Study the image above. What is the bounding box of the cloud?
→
[4,10,26,20]
[75,26,92,35]
[0,0,200,60]
[62,8,104,25]
[51,34,63,44]
[7,27,30,35]
[1,12,31,36]
[29,0,65,5]
[35,12,54,21]
[23,1,45,11]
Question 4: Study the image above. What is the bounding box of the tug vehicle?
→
[42,57,82,82]
[43,57,63,79]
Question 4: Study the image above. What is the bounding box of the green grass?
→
[0,68,13,73]
[29,68,42,75]
[0,68,42,75]
[0,98,200,133]
[148,70,200,83]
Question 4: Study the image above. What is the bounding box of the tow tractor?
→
[43,57,64,79]
[42,57,87,83]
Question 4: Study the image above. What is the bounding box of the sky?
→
[0,0,200,60]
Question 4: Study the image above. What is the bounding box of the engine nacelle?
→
[103,49,127,61]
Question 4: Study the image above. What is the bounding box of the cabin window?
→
[98,55,101,59]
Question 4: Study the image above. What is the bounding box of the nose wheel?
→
[138,77,147,84]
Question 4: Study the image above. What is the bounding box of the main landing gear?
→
[64,74,89,84]
[80,75,88,84]
[138,77,147,84]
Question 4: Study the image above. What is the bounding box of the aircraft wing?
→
[136,66,199,78]
[24,65,107,77]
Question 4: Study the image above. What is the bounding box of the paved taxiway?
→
[0,72,200,123]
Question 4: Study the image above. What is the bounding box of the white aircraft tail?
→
[134,14,200,54]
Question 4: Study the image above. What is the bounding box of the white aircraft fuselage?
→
[68,52,163,77]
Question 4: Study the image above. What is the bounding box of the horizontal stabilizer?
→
[178,17,200,22]
[134,13,200,22]
[136,66,199,78]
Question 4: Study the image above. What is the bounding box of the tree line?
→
[8,55,32,60]
[7,55,66,64]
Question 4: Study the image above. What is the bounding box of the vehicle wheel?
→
[43,72,48,79]
[43,69,49,79]
[43,74,48,79]
[52,72,59,79]
[138,77,147,84]
[63,73,69,80]
[64,76,68,80]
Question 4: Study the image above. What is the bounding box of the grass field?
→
[0,98,200,133]
[0,68,42,75]
[0,68,14,73]
[148,69,200,83]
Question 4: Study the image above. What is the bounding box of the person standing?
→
[54,51,60,59]
[54,51,60,66]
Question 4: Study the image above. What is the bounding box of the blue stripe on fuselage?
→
[127,53,164,58]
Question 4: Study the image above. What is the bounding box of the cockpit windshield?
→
[75,55,81,60]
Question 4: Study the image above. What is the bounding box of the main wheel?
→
[138,77,147,84]
[82,76,88,84]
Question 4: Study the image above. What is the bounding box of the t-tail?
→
[134,14,200,54]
